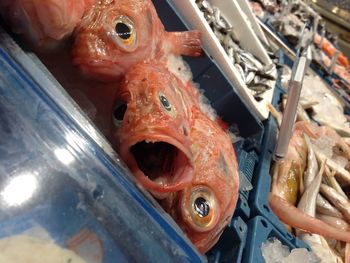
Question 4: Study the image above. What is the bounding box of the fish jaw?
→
[72,57,125,82]
[118,134,194,194]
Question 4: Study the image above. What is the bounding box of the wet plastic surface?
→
[0,30,206,263]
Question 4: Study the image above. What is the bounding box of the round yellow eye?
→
[114,15,137,48]
[186,187,218,231]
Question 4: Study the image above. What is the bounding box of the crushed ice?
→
[261,238,320,263]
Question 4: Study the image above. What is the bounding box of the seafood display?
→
[196,0,276,102]
[72,0,203,81]
[269,103,350,262]
[3,0,350,261]
[0,0,240,255]
[111,61,239,253]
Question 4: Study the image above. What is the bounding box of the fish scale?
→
[196,0,275,100]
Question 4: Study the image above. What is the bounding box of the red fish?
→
[0,0,94,49]
[111,61,239,253]
[161,107,239,253]
[72,0,202,82]
[112,62,195,194]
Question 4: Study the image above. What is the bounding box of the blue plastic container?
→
[0,11,260,263]
[247,83,309,250]
[242,216,308,263]
[0,27,206,263]
[152,2,267,261]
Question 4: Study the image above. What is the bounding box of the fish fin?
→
[269,194,350,243]
[166,31,203,57]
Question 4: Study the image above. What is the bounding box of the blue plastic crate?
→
[1,4,264,263]
[152,0,267,260]
[206,217,248,263]
[153,0,266,220]
[247,84,309,249]
[242,216,309,263]
[0,27,206,263]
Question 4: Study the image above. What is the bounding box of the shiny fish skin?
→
[303,135,319,193]
[320,184,350,222]
[316,194,345,219]
[296,161,339,263]
[112,61,239,254]
[316,214,350,231]
[0,0,95,50]
[195,0,275,99]
[72,0,202,81]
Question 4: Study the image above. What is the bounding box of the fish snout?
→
[72,34,124,81]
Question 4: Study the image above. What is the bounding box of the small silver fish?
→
[320,184,350,222]
[316,194,344,219]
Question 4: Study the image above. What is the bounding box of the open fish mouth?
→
[123,138,194,194]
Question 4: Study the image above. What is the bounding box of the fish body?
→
[303,135,319,193]
[112,61,239,253]
[317,194,345,219]
[295,160,340,263]
[316,214,350,231]
[271,123,310,205]
[161,107,239,253]
[0,0,94,49]
[320,184,350,222]
[72,0,202,81]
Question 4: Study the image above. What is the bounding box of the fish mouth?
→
[121,136,194,195]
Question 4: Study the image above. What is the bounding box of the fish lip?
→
[119,134,194,194]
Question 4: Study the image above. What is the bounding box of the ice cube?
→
[261,238,290,263]
[283,248,320,263]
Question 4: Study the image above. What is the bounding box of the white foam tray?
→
[168,0,276,120]
[236,0,270,48]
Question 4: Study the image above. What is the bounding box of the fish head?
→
[112,62,194,195]
[162,110,239,253]
[72,0,163,81]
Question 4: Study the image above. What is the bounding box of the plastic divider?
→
[242,216,309,263]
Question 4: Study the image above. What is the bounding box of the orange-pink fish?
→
[72,0,202,81]
[111,61,239,253]
[0,0,94,49]
[1,0,202,83]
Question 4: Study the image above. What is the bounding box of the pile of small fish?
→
[0,0,240,254]
[268,104,350,263]
[196,0,276,101]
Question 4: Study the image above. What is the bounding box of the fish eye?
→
[115,22,132,40]
[185,186,218,231]
[194,197,210,217]
[110,15,137,52]
[112,101,127,128]
[159,93,171,111]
